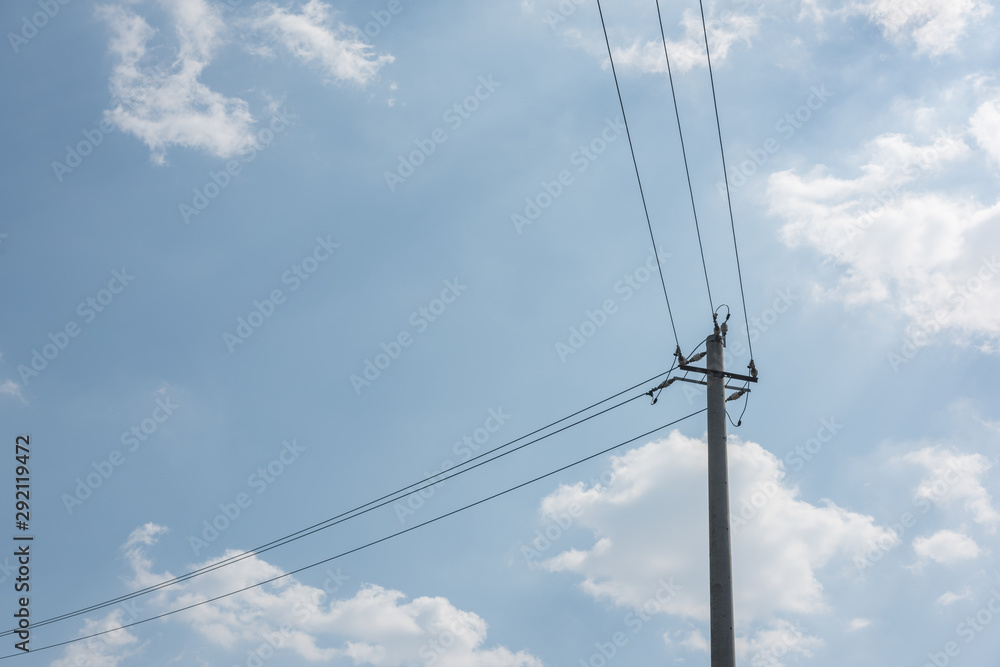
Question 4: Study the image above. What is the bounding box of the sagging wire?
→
[726,383,751,428]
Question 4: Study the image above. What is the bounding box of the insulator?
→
[656,377,678,391]
[689,351,707,363]
[726,389,747,402]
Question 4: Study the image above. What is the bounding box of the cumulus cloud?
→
[52,524,541,666]
[902,446,1000,529]
[768,101,1000,353]
[913,529,983,564]
[529,430,891,664]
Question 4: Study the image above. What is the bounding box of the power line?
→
[696,0,755,366]
[654,0,714,316]
[596,0,681,352]
[0,409,706,661]
[1,370,675,638]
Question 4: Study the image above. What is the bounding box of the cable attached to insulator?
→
[647,376,679,405]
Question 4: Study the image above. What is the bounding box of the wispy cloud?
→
[99,0,258,164]
[936,587,974,606]
[249,0,394,85]
[533,0,756,75]
[49,608,143,667]
[610,9,757,75]
[809,0,994,57]
[847,618,871,631]
[855,0,994,57]
[0,379,24,403]
[99,0,393,163]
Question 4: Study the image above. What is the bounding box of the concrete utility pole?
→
[705,327,736,667]
[663,315,756,667]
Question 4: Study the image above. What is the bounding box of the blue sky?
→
[2,0,1000,664]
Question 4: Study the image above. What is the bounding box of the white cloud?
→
[53,524,542,667]
[903,446,1000,529]
[99,0,390,163]
[533,431,893,626]
[49,609,143,667]
[808,0,994,56]
[913,529,982,564]
[100,0,259,164]
[852,0,994,57]
[250,0,394,85]
[0,379,24,402]
[123,522,173,588]
[847,618,871,631]
[681,629,708,652]
[537,1,755,75]
[971,100,1000,164]
[124,522,168,551]
[769,104,1000,352]
[936,587,974,606]
[610,9,757,75]
[739,619,822,667]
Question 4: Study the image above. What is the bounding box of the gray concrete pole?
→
[706,330,736,667]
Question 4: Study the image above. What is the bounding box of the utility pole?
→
[656,314,756,667]
[705,324,735,667]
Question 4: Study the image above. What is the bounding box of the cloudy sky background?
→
[1,0,1000,664]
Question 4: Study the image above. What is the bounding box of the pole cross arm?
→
[679,365,758,383]
[674,376,752,392]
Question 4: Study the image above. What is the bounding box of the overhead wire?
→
[13,3,766,652]
[696,0,755,366]
[3,4,768,657]
[2,370,675,638]
[654,0,714,316]
[595,0,681,352]
[0,409,707,661]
